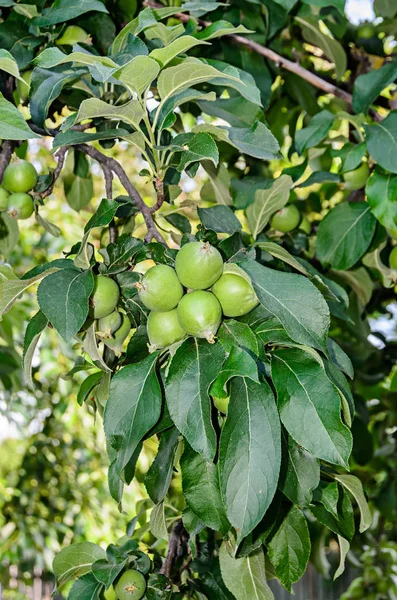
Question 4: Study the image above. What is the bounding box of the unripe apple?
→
[270,204,300,233]
[175,241,223,289]
[211,264,258,317]
[147,309,185,349]
[0,186,10,210]
[6,193,34,219]
[177,290,222,342]
[343,162,369,190]
[115,569,146,600]
[138,264,183,312]
[3,160,38,193]
[90,275,120,319]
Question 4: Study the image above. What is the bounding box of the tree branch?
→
[159,519,189,580]
[0,140,16,183]
[39,146,69,200]
[150,178,165,214]
[145,0,353,105]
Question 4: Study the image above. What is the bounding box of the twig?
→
[150,178,165,214]
[145,0,354,105]
[74,143,166,244]
[159,519,189,580]
[39,146,68,199]
[0,140,16,183]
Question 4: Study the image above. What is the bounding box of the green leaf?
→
[116,56,160,96]
[165,338,225,461]
[334,536,350,580]
[181,443,230,533]
[311,487,355,540]
[145,427,180,504]
[33,0,108,26]
[201,558,235,600]
[77,372,102,406]
[68,573,103,600]
[271,347,352,468]
[156,88,216,132]
[0,268,58,318]
[0,49,23,82]
[268,506,310,592]
[316,202,376,270]
[217,320,260,356]
[227,121,281,160]
[150,501,168,540]
[253,241,310,276]
[91,559,126,589]
[332,474,372,532]
[84,199,120,233]
[37,268,94,342]
[313,481,340,518]
[157,59,240,103]
[246,175,292,239]
[295,17,346,80]
[13,3,38,18]
[111,8,158,55]
[30,67,87,129]
[22,310,48,388]
[198,205,241,234]
[177,132,219,172]
[301,0,345,13]
[374,0,397,17]
[281,435,320,508]
[352,62,397,114]
[366,167,397,230]
[332,142,366,173]
[104,353,162,476]
[218,378,281,543]
[219,543,274,600]
[210,346,259,398]
[240,259,330,352]
[364,111,397,174]
[64,174,94,212]
[0,212,19,258]
[53,542,106,587]
[201,161,232,206]
[74,98,145,130]
[195,20,253,40]
[0,93,40,140]
[54,128,130,149]
[295,110,335,154]
[150,35,209,67]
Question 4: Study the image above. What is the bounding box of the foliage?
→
[0,0,397,598]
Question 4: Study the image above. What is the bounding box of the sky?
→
[346,0,375,23]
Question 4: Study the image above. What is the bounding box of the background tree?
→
[0,0,397,599]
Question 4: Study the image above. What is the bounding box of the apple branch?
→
[0,140,17,183]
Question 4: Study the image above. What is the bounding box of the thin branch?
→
[0,140,16,183]
[145,0,353,105]
[159,519,189,580]
[150,178,165,214]
[75,143,166,244]
[39,146,68,199]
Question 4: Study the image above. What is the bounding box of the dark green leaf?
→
[210,346,259,399]
[145,427,180,504]
[311,487,355,540]
[91,559,126,589]
[85,199,120,233]
[332,142,366,173]
[33,0,108,26]
[295,110,335,154]
[365,111,397,174]
[164,213,192,234]
[104,353,162,476]
[37,268,94,342]
[240,259,330,352]
[271,348,352,468]
[68,573,103,600]
[181,443,230,533]
[198,206,241,234]
[0,93,40,140]
[218,378,281,543]
[219,543,273,600]
[281,434,320,508]
[316,202,376,270]
[268,506,310,592]
[165,338,226,460]
[217,320,260,356]
[366,167,397,230]
[352,62,397,114]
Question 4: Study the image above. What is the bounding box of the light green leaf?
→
[0,268,57,318]
[334,536,350,580]
[165,338,226,461]
[53,542,106,587]
[268,506,310,592]
[22,311,48,388]
[362,244,395,288]
[366,168,397,230]
[195,20,253,40]
[253,241,310,276]
[332,142,366,173]
[177,132,219,172]
[0,49,24,82]
[374,0,397,17]
[37,268,94,342]
[104,354,162,475]
[13,3,38,18]
[116,56,160,96]
[150,36,210,67]
[316,202,376,270]
[0,212,19,258]
[271,347,352,468]
[218,377,281,544]
[295,16,347,80]
[364,111,397,174]
[83,322,112,373]
[246,175,292,239]
[111,8,158,55]
[74,98,145,130]
[64,174,94,212]
[219,543,274,600]
[295,110,335,154]
[181,443,229,533]
[333,474,372,532]
[240,259,330,352]
[150,502,168,540]
[0,93,40,140]
[201,161,232,206]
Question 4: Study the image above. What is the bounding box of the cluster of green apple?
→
[0,159,38,220]
[270,203,310,234]
[340,542,397,600]
[134,241,258,349]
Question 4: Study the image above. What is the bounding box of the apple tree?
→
[0,0,396,598]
